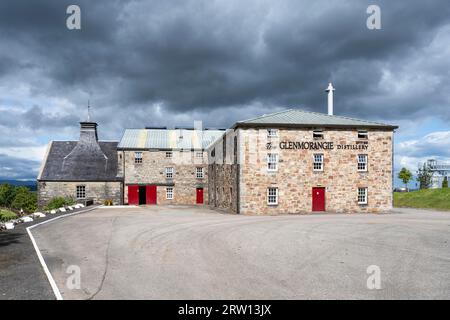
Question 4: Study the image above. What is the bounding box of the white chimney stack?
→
[325,82,335,115]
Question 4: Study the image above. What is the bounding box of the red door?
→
[196,188,204,204]
[312,187,325,211]
[128,185,139,205]
[146,185,157,205]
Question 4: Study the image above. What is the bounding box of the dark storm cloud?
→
[1,0,449,123]
[0,154,40,179]
[0,0,450,179]
[0,106,78,130]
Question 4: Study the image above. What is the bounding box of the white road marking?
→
[26,206,99,301]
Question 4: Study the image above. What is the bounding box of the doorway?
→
[139,186,147,205]
[312,187,325,211]
[196,188,204,204]
[146,185,157,205]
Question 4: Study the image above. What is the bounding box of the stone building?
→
[37,83,397,213]
[208,109,398,214]
[37,121,123,207]
[117,127,224,205]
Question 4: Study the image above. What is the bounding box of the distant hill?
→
[0,180,37,191]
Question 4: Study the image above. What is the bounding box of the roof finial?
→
[87,100,91,122]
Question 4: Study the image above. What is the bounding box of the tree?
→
[417,163,433,189]
[443,176,448,188]
[11,186,37,214]
[398,168,413,190]
[0,184,16,208]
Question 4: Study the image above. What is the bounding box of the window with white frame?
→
[166,187,173,200]
[313,129,324,140]
[267,153,278,171]
[165,167,174,179]
[196,167,204,178]
[358,187,368,204]
[358,154,368,171]
[267,129,278,138]
[313,154,324,171]
[196,151,203,159]
[166,151,173,158]
[358,130,368,140]
[134,152,143,164]
[76,185,86,199]
[267,187,278,205]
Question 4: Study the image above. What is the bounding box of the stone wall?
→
[208,163,240,213]
[208,130,240,213]
[38,181,123,208]
[208,127,394,214]
[121,150,209,205]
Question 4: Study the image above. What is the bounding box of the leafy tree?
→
[398,168,413,190]
[417,163,433,189]
[11,186,37,214]
[0,184,16,208]
[443,176,448,188]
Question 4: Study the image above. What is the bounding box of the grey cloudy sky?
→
[0,0,449,183]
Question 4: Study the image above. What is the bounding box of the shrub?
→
[0,184,16,208]
[0,209,18,222]
[103,199,113,206]
[44,197,75,211]
[442,177,448,188]
[11,187,37,214]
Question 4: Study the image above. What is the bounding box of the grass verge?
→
[0,209,18,222]
[394,188,450,211]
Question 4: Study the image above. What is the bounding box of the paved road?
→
[0,206,98,300]
[31,206,450,299]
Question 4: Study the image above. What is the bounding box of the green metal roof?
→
[117,129,225,150]
[233,109,398,129]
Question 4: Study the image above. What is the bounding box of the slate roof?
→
[233,109,398,129]
[117,129,225,150]
[38,141,121,182]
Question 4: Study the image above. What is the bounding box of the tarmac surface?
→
[0,206,98,300]
[28,206,450,300]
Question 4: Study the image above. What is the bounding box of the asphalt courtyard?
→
[31,206,450,300]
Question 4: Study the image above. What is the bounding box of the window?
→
[76,185,86,199]
[358,187,368,204]
[134,152,143,164]
[166,151,173,158]
[267,129,278,138]
[211,148,215,157]
[267,187,278,205]
[358,130,368,140]
[166,187,173,200]
[313,129,324,140]
[165,167,174,179]
[196,167,204,179]
[267,153,278,171]
[313,154,324,171]
[196,151,203,159]
[358,154,368,171]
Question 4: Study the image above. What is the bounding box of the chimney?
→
[325,82,335,115]
[79,121,99,142]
